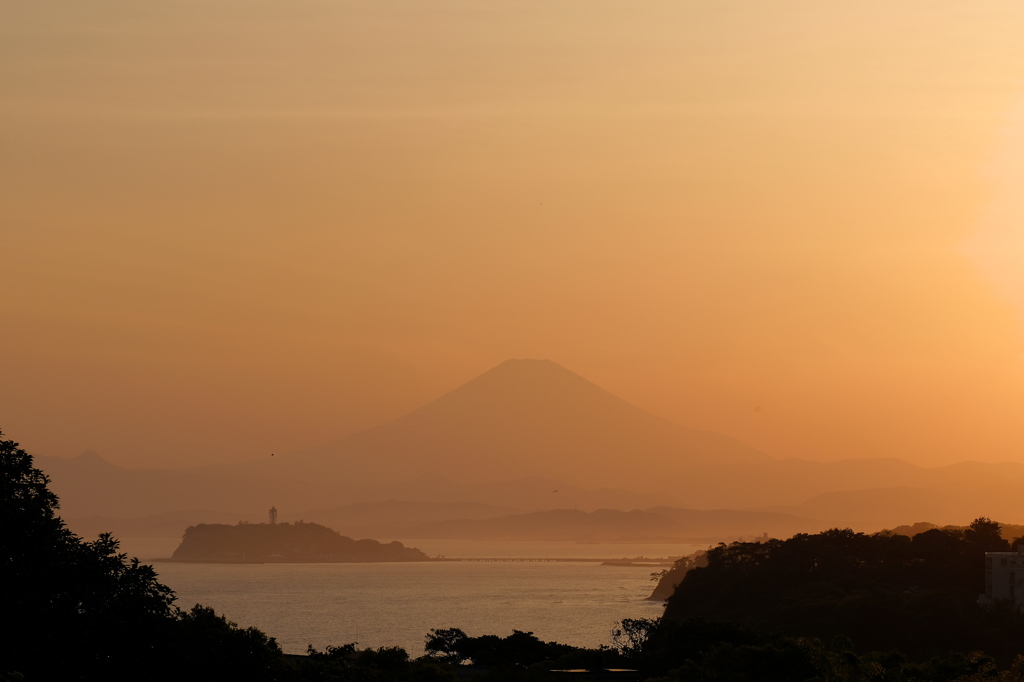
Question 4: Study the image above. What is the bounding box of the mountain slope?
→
[274,358,769,495]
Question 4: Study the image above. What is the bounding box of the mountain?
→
[265,358,770,496]
[34,359,1024,536]
[249,358,1024,519]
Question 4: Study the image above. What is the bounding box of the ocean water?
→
[135,539,702,655]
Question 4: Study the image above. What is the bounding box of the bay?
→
[133,538,703,655]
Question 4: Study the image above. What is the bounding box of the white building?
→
[982,546,1024,607]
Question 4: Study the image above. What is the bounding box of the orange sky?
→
[3,1,1024,469]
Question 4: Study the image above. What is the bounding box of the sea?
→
[125,538,704,656]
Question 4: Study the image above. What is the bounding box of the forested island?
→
[169,520,430,563]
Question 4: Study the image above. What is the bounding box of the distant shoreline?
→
[153,556,677,566]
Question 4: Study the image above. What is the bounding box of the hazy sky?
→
[4,0,1024,469]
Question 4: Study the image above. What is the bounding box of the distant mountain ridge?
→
[401,507,823,542]
[32,358,1024,535]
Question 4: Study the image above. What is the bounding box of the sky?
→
[3,0,1024,470]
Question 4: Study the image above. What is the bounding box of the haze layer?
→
[4,1,1024,469]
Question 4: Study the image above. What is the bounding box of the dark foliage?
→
[0,430,289,681]
[605,616,1024,681]
[649,551,708,601]
[1,431,176,679]
[424,628,578,668]
[168,605,290,681]
[302,643,456,682]
[662,524,1022,663]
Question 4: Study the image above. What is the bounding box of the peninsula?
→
[169,520,430,563]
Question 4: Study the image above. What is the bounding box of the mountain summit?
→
[282,359,769,495]
[45,359,1024,528]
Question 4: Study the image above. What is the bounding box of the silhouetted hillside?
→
[662,521,1024,663]
[882,520,1024,544]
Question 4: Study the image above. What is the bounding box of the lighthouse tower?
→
[269,506,278,525]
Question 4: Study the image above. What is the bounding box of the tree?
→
[1,430,180,679]
[611,618,659,661]
[1,430,292,681]
[967,517,1010,553]
[170,605,286,681]
[423,628,573,668]
[424,628,470,664]
[661,526,1024,665]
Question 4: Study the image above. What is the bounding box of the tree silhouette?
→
[967,516,1010,553]
[1,430,179,679]
[1,430,294,681]
[662,525,1024,664]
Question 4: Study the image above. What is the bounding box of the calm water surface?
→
[133,539,702,655]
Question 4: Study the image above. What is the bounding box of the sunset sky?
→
[4,1,1024,470]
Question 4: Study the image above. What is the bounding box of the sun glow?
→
[966,96,1024,329]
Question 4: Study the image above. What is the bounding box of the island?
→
[167,520,430,563]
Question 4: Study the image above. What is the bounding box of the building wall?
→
[984,549,1024,607]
